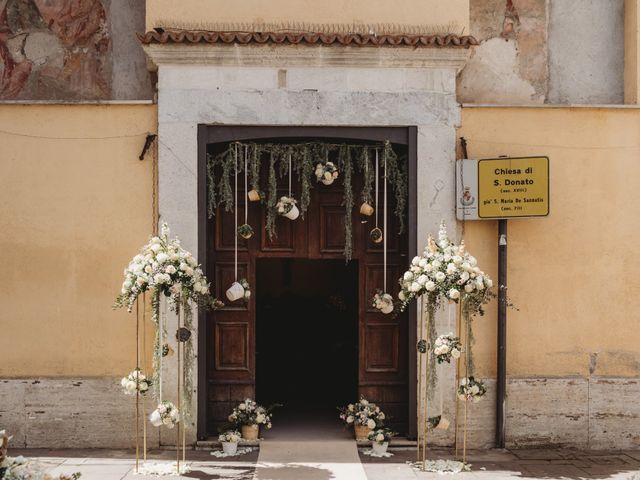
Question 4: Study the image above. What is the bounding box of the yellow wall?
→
[460,106,640,378]
[0,104,157,377]
[146,0,469,34]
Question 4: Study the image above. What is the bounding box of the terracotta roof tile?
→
[138,30,478,48]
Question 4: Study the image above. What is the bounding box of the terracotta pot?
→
[222,441,238,455]
[248,190,261,202]
[354,425,372,441]
[226,282,245,302]
[360,202,374,216]
[283,204,300,220]
[241,424,259,441]
[436,416,450,430]
[372,442,388,455]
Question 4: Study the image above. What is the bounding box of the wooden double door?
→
[197,127,417,439]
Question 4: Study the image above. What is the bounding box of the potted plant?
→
[238,223,254,240]
[458,377,487,403]
[226,278,251,302]
[218,430,241,456]
[360,202,374,216]
[369,227,383,244]
[434,333,463,364]
[339,397,386,440]
[228,399,274,441]
[120,368,152,396]
[248,189,261,202]
[149,400,180,428]
[368,428,395,455]
[276,196,299,220]
[372,290,394,314]
[315,161,339,185]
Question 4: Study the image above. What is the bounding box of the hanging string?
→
[383,149,387,292]
[374,149,379,230]
[288,153,292,197]
[234,143,238,281]
[244,146,248,225]
[159,301,163,403]
[142,293,147,462]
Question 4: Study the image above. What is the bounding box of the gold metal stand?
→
[135,298,140,473]
[454,300,462,460]
[176,303,182,474]
[417,296,424,464]
[142,292,147,463]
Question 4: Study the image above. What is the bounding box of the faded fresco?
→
[0,0,152,100]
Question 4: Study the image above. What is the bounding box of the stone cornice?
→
[142,43,472,73]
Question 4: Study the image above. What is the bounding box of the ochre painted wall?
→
[0,104,157,377]
[146,0,469,33]
[459,106,640,379]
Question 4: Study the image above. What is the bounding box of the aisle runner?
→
[253,439,368,480]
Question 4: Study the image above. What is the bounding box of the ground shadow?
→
[254,464,334,480]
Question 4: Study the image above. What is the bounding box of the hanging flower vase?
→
[238,223,254,239]
[436,416,450,430]
[315,161,339,185]
[149,409,163,427]
[226,282,245,302]
[370,227,383,244]
[372,442,389,455]
[247,189,261,202]
[373,291,394,314]
[360,202,374,216]
[276,196,299,220]
[241,424,259,441]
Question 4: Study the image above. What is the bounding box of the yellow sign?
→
[478,157,549,218]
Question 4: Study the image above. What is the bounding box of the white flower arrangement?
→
[457,376,487,403]
[367,428,395,444]
[218,430,242,443]
[149,400,180,428]
[120,368,151,396]
[228,399,273,429]
[315,161,339,185]
[276,196,297,215]
[397,222,493,312]
[372,290,394,314]
[338,397,386,429]
[434,333,463,364]
[114,223,218,312]
[239,279,251,300]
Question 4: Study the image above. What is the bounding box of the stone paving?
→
[10,447,640,479]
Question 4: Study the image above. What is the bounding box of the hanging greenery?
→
[207,140,408,259]
[338,145,354,260]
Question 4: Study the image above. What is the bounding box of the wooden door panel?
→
[215,206,249,252]
[319,205,346,253]
[363,263,401,312]
[214,322,250,371]
[364,323,399,372]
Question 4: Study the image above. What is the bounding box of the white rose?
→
[464,283,475,293]
[150,244,161,253]
[460,271,470,282]
[367,419,376,429]
[471,385,480,395]
[347,416,354,424]
[432,260,441,269]
[446,263,457,275]
[469,256,477,266]
[425,281,436,292]
[449,289,460,300]
[452,349,461,359]
[375,433,385,442]
[166,265,176,274]
[453,255,463,265]
[239,404,246,410]
[156,252,168,264]
[424,264,433,272]
[378,412,385,420]
[411,256,421,266]
[324,171,332,180]
[256,413,266,424]
[485,278,493,288]
[435,272,446,282]
[348,404,354,411]
[398,291,406,301]
[418,259,428,268]
[417,274,428,285]
[410,282,421,292]
[194,282,202,293]
[462,262,471,272]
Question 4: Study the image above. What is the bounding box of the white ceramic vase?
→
[372,442,388,455]
[222,441,238,456]
[283,204,300,220]
[226,282,245,302]
[321,177,335,185]
[436,416,450,430]
[149,409,163,427]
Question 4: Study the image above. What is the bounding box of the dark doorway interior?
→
[256,258,358,421]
